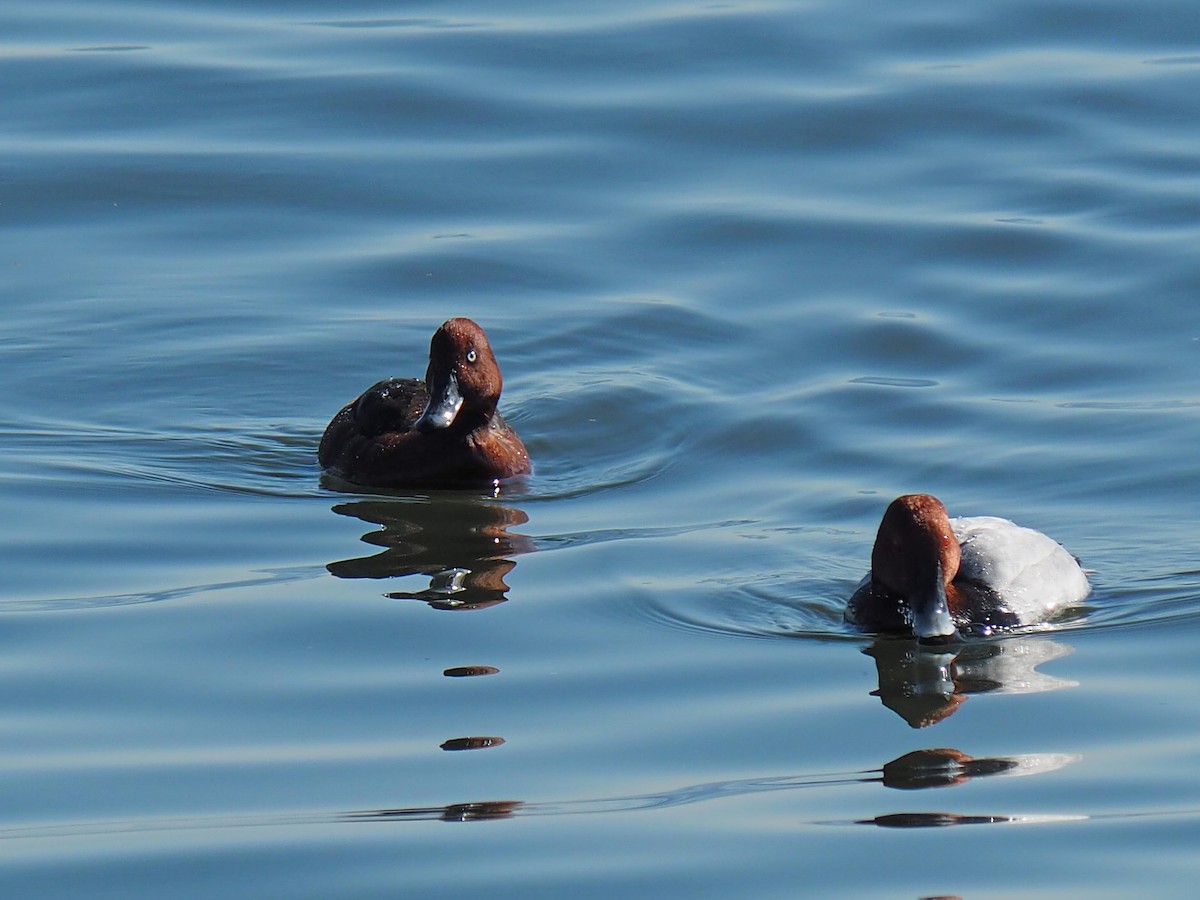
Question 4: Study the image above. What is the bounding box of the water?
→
[3,0,1200,896]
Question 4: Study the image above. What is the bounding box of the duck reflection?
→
[879,748,1018,789]
[857,809,1085,829]
[326,497,534,610]
[865,634,1077,728]
[343,746,1074,825]
[443,665,500,678]
[863,812,1019,828]
[440,735,506,751]
[867,747,1073,793]
[347,800,524,823]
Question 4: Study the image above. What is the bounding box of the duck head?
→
[871,494,962,643]
[415,318,504,433]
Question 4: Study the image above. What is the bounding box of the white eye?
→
[466,349,478,364]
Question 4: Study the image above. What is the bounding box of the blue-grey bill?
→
[415,372,463,432]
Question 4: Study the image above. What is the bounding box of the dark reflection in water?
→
[345,747,1074,825]
[880,748,1017,789]
[849,805,1089,829]
[862,812,1019,828]
[442,665,500,678]
[866,635,1077,728]
[0,748,1077,840]
[348,800,524,824]
[439,736,506,751]
[326,498,534,610]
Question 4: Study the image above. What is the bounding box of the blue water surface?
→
[3,0,1200,896]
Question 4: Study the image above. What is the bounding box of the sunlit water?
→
[3,1,1200,896]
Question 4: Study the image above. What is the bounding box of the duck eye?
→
[466,349,478,364]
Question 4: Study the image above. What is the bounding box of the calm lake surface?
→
[3,1,1200,896]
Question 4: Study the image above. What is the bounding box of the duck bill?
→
[415,371,463,432]
[912,565,960,645]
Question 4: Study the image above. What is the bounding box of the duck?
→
[845,494,1090,642]
[319,317,531,488]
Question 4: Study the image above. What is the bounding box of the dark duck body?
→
[319,318,531,488]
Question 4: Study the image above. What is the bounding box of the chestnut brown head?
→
[415,318,505,433]
[871,494,962,642]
